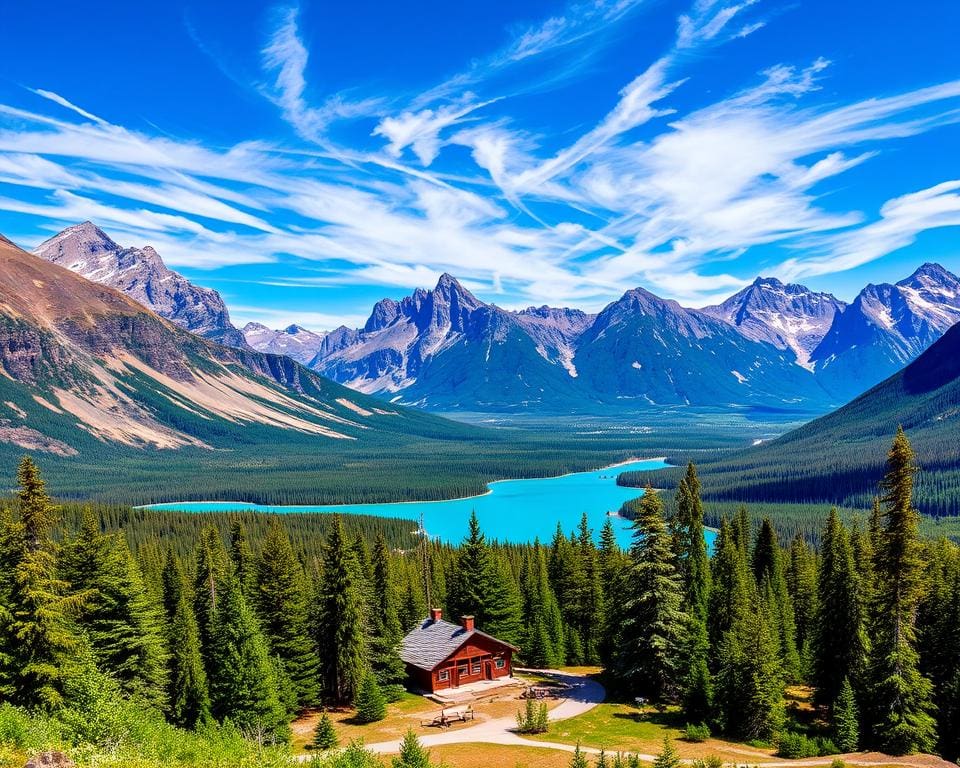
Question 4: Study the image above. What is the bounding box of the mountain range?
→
[32,222,960,414]
[0,231,464,464]
[672,318,960,517]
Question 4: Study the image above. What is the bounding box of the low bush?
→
[515,699,549,734]
[683,723,711,743]
[381,684,407,704]
[777,731,839,758]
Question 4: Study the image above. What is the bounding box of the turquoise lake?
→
[143,459,717,549]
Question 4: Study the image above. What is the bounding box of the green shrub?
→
[777,732,840,758]
[515,699,549,734]
[683,723,711,742]
[309,739,383,768]
[831,759,847,768]
[690,757,723,768]
[381,684,407,704]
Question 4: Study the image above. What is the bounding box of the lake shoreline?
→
[138,455,670,511]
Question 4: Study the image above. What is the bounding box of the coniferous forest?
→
[2,428,960,765]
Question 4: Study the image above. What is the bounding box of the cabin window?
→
[495,658,506,670]
[458,662,468,676]
[471,659,481,674]
[438,669,449,682]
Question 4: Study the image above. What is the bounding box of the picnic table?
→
[421,706,475,728]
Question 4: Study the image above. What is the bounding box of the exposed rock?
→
[33,222,248,348]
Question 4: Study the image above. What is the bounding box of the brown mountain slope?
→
[0,234,411,450]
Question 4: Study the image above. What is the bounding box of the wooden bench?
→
[420,706,475,728]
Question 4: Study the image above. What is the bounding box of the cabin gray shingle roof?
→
[400,617,518,671]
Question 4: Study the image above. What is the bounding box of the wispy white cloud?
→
[0,0,959,317]
[780,181,960,280]
[260,5,381,143]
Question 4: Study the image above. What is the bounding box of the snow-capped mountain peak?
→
[702,277,846,368]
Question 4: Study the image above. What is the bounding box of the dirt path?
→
[306,671,954,768]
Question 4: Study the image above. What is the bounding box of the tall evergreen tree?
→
[673,463,711,620]
[574,514,604,664]
[813,510,867,706]
[707,518,750,663]
[866,428,936,754]
[316,516,368,703]
[229,520,256,598]
[256,521,321,706]
[483,553,524,647]
[193,526,228,674]
[752,518,800,681]
[787,532,818,677]
[613,487,687,702]
[714,588,784,741]
[673,464,713,721]
[448,511,495,627]
[165,562,211,729]
[1,457,83,711]
[209,573,288,740]
[368,532,407,686]
[61,513,170,710]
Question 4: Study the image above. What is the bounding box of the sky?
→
[1,0,959,331]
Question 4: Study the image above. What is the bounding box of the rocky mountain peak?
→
[34,222,247,349]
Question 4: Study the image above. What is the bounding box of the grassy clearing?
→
[529,703,777,763]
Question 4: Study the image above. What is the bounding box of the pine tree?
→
[674,463,711,621]
[1,457,83,710]
[834,677,860,753]
[866,428,936,754]
[752,518,800,681]
[61,513,169,710]
[229,520,256,598]
[392,729,432,768]
[707,518,750,664]
[311,712,339,751]
[575,514,605,664]
[653,737,680,768]
[255,521,321,706]
[484,553,525,648]
[354,672,388,724]
[167,580,211,728]
[787,533,818,677]
[613,487,687,702]
[369,532,406,686]
[448,511,494,626]
[193,526,227,674]
[569,743,590,768]
[714,589,784,742]
[814,510,867,706]
[673,464,713,721]
[317,516,368,703]
[208,573,288,740]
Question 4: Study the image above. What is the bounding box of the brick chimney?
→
[461,615,475,632]
[429,608,442,623]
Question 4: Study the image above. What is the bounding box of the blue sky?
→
[1,0,959,330]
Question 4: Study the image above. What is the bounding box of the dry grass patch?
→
[426,743,575,768]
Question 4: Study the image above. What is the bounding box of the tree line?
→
[1,426,959,760]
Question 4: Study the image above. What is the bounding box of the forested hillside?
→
[3,429,960,765]
[620,323,960,518]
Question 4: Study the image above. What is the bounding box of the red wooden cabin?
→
[400,609,518,693]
